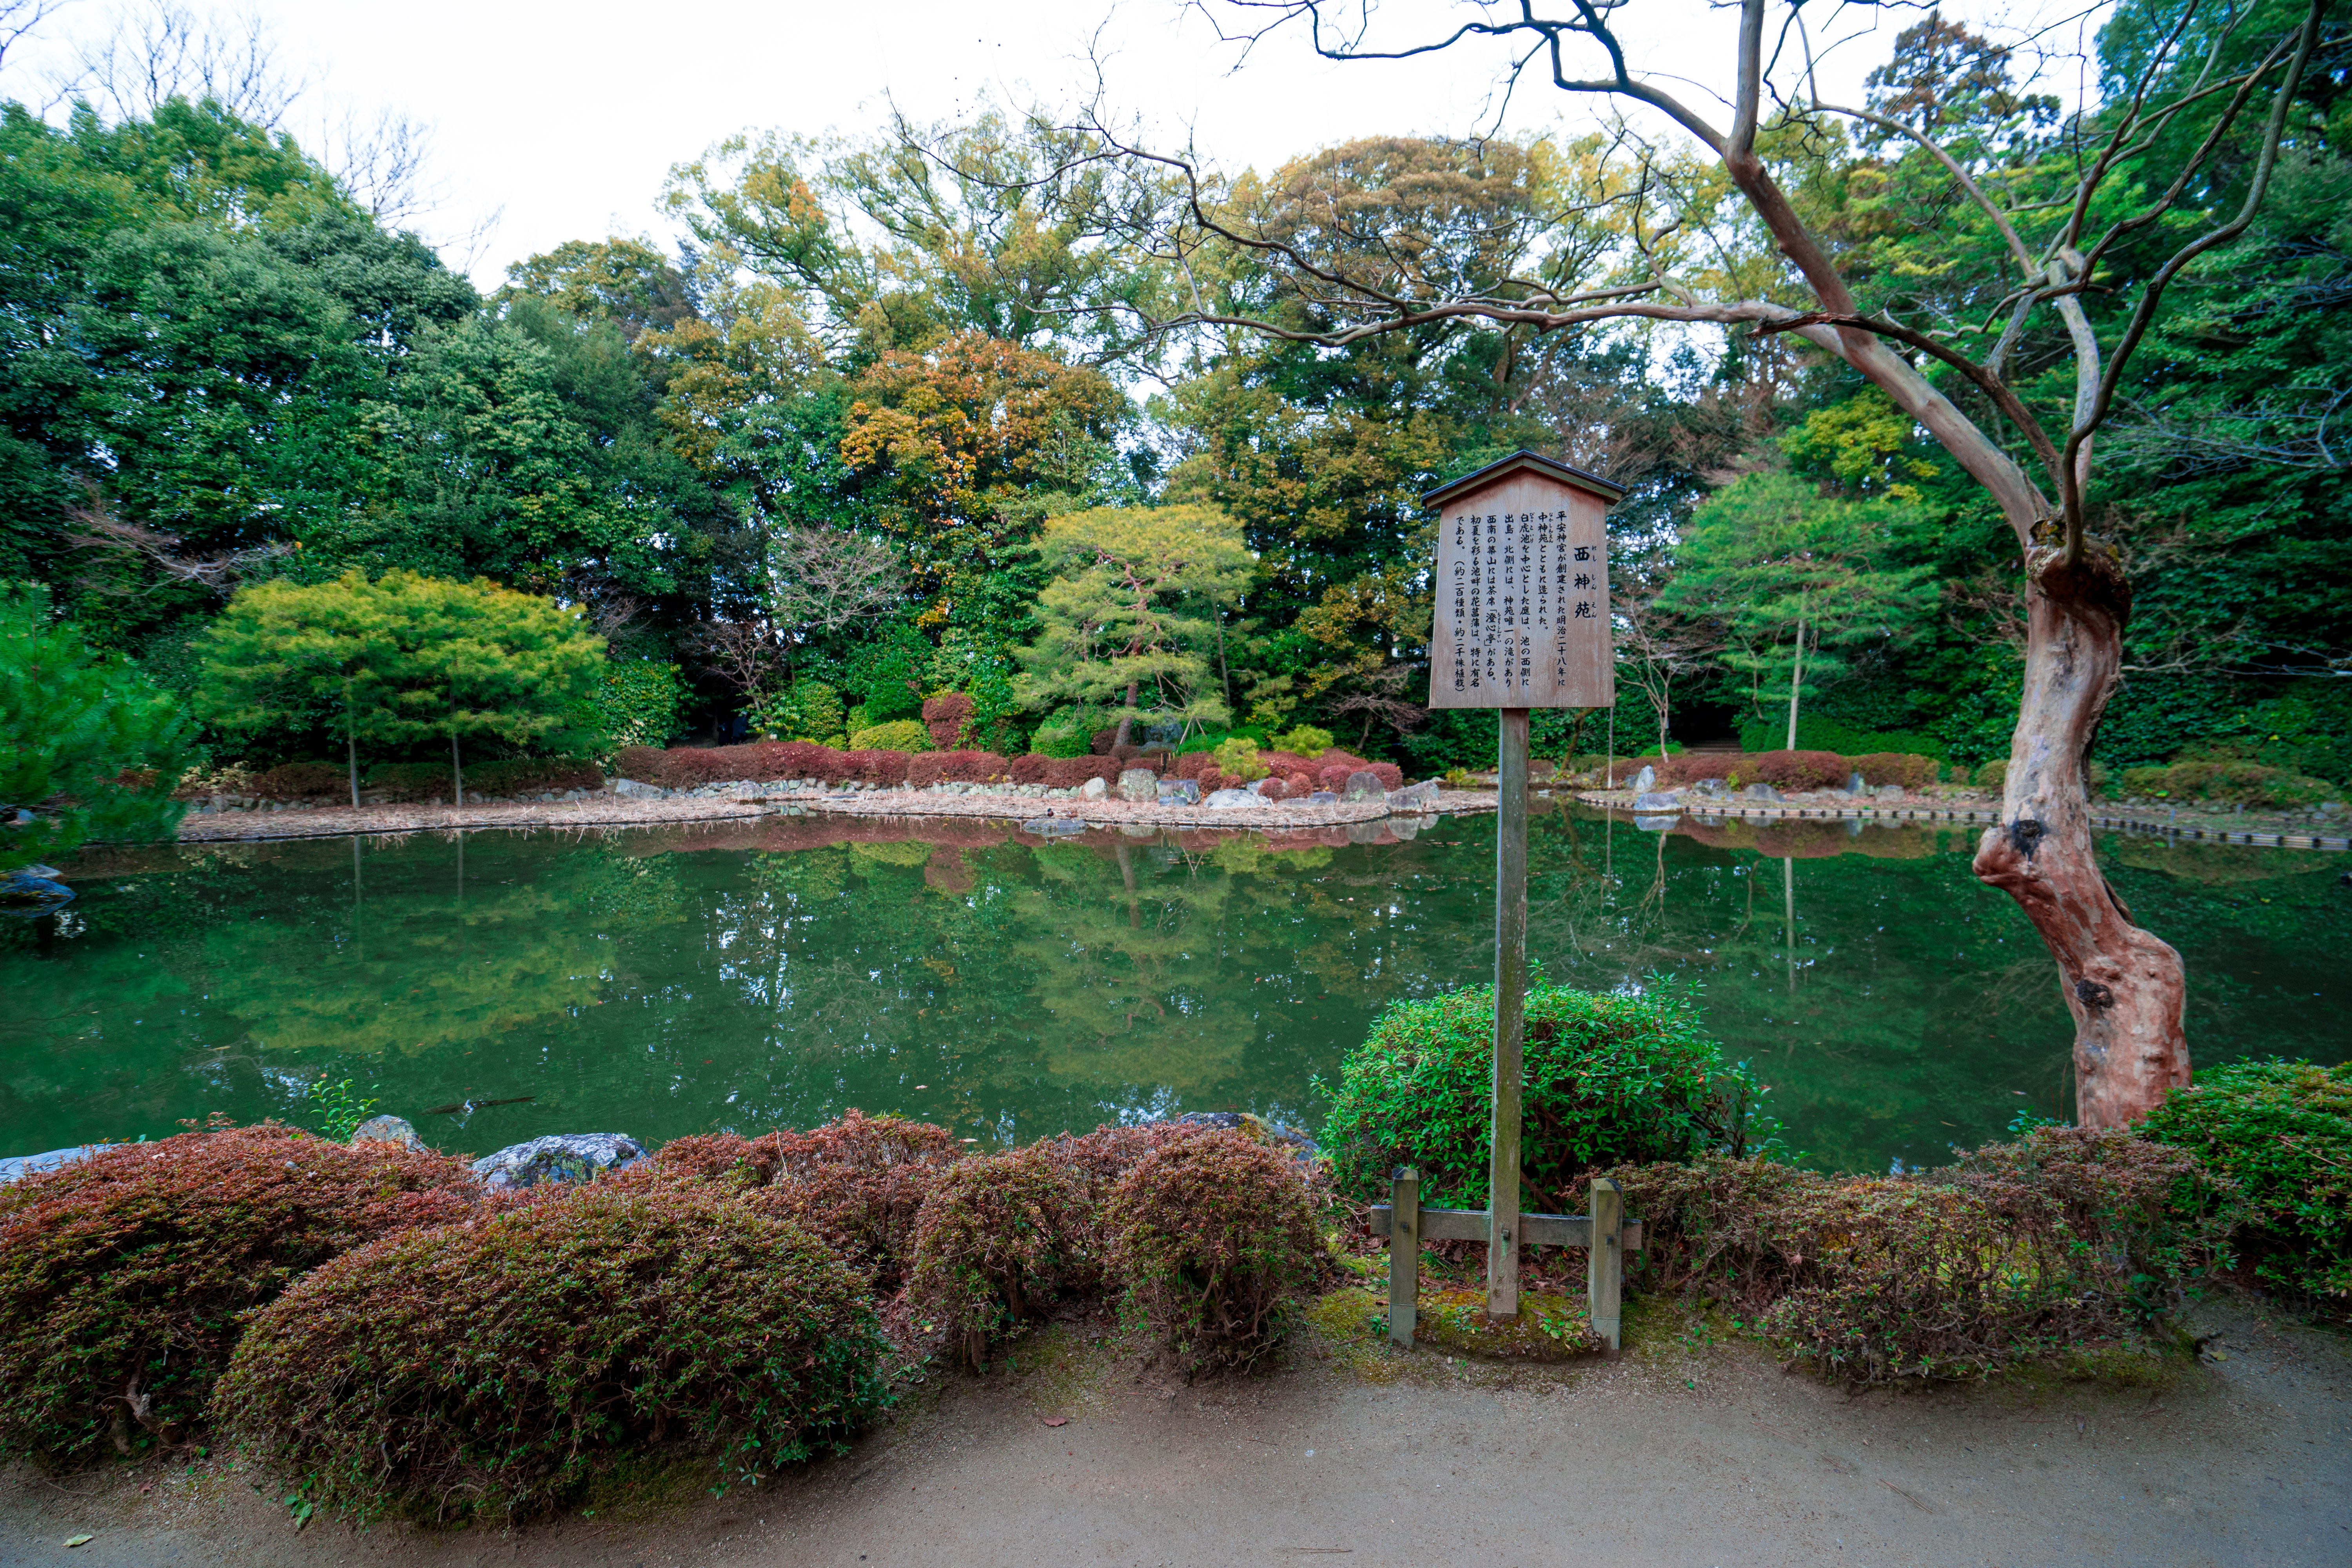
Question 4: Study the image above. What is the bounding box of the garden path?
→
[5,1298,2343,1568]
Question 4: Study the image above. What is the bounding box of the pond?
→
[6,806,2347,1176]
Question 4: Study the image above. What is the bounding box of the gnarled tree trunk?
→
[1971,538,2188,1126]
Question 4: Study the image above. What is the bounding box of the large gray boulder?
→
[610,778,663,800]
[1205,787,1259,809]
[1743,782,1782,802]
[1078,776,1109,800]
[1632,790,1683,811]
[1386,779,1439,811]
[0,1144,113,1184]
[1630,764,1656,795]
[1118,767,1159,803]
[350,1114,424,1152]
[1157,777,1201,805]
[1343,770,1386,802]
[472,1133,646,1191]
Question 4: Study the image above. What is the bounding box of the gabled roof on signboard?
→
[1420,448,1626,508]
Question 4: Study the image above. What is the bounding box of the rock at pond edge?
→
[351,1114,425,1152]
[472,1132,646,1191]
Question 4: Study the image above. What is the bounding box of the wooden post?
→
[1387,1166,1419,1349]
[1588,1176,1624,1351]
[1489,708,1530,1319]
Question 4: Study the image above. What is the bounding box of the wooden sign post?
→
[1423,450,1622,1320]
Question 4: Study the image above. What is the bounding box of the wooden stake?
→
[1489,708,1530,1318]
[1588,1177,1624,1351]
[1387,1166,1419,1349]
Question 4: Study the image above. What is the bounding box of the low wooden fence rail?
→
[1368,1169,1644,1352]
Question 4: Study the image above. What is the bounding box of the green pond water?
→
[6,806,2346,1175]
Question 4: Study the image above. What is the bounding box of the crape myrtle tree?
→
[1068,0,2334,1127]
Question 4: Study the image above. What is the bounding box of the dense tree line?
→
[1,0,2344,791]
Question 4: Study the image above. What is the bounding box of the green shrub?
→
[1612,1127,2223,1382]
[215,1181,890,1523]
[1973,758,2007,794]
[847,718,931,753]
[1211,736,1268,782]
[1029,715,1093,758]
[1319,980,1758,1211]
[2142,1060,2351,1303]
[1269,725,1334,759]
[908,1145,1091,1368]
[749,680,844,744]
[587,659,686,755]
[2118,759,2332,808]
[0,1125,477,1464]
[1106,1133,1321,1373]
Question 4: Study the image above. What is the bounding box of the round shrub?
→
[215,1182,889,1523]
[908,1145,1091,1368]
[848,719,932,753]
[2143,1059,2350,1303]
[1320,980,1749,1210]
[922,691,976,749]
[0,1125,477,1463]
[1106,1133,1320,1373]
[1270,725,1333,759]
[1212,737,1268,782]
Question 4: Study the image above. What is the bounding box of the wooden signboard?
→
[1419,450,1624,1325]
[1426,451,1621,711]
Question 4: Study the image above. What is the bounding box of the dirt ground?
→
[7,1295,2344,1568]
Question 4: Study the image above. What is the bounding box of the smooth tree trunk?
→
[451,732,462,808]
[1784,601,1806,751]
[1111,680,1139,751]
[1971,541,2188,1125]
[345,684,361,809]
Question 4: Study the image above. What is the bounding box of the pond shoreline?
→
[1565,788,2352,851]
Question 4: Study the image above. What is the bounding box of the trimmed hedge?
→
[1106,1134,1322,1373]
[0,1125,477,1463]
[365,758,602,800]
[923,693,975,749]
[1607,749,1928,792]
[909,1145,1093,1369]
[2143,1059,2351,1303]
[2119,759,2334,808]
[1321,980,1750,1212]
[216,1181,890,1523]
[1612,1127,2224,1382]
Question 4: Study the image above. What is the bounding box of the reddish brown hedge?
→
[1105,1133,1321,1372]
[1847,752,1937,790]
[907,750,1010,788]
[254,762,348,799]
[0,1125,478,1463]
[909,1145,1093,1368]
[923,693,975,749]
[216,1182,890,1523]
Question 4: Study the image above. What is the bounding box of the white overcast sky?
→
[2,0,2106,287]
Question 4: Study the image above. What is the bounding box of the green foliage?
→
[848,718,931,752]
[1319,979,1760,1211]
[1210,736,1268,782]
[2142,1060,2352,1303]
[199,572,605,785]
[1029,713,1093,758]
[1014,505,1252,730]
[750,680,844,743]
[586,659,686,754]
[1737,711,1949,761]
[0,1125,476,1464]
[1269,725,1335,759]
[0,583,194,873]
[305,1078,377,1142]
[1105,1133,1321,1373]
[2117,759,2334,808]
[216,1181,891,1522]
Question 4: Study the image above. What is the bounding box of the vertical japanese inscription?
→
[1432,475,1613,709]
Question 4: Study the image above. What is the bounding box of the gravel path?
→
[8,1296,2341,1567]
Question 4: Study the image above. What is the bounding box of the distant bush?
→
[2143,1060,2351,1304]
[1269,725,1334,759]
[848,719,931,753]
[1212,737,1268,782]
[216,1182,890,1523]
[1846,752,1937,790]
[1973,758,2007,794]
[0,1125,476,1464]
[2119,759,2332,808]
[588,658,686,753]
[254,761,348,798]
[909,1145,1093,1368]
[1614,1127,2225,1382]
[1029,715,1092,758]
[365,758,601,800]
[1106,1134,1321,1373]
[922,692,976,749]
[1320,980,1756,1211]
[1175,751,1212,781]
[1748,750,1849,790]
